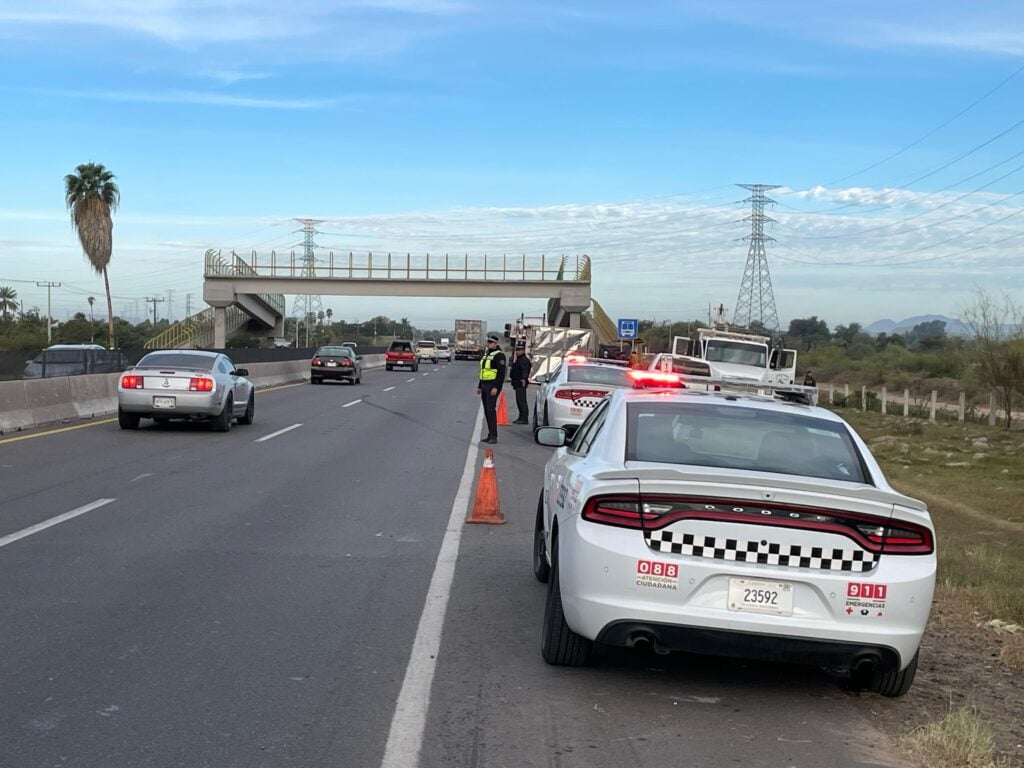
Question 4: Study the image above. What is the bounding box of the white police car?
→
[532,385,935,696]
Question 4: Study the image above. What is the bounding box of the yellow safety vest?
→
[479,350,500,381]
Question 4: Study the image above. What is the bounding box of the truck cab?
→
[671,328,797,385]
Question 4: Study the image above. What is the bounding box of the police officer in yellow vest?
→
[476,334,507,443]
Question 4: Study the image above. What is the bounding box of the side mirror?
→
[234,368,249,377]
[534,426,567,447]
[535,373,549,384]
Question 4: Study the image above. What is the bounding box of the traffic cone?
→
[466,449,504,525]
[496,391,509,426]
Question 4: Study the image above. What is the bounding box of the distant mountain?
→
[865,315,969,337]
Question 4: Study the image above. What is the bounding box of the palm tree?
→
[0,285,17,320]
[65,163,119,348]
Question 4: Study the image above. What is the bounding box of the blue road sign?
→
[617,318,638,339]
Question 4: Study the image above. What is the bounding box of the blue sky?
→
[2,0,1024,331]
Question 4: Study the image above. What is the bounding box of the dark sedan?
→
[311,346,362,384]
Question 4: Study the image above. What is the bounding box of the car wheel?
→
[414,363,419,372]
[386,364,393,371]
[541,535,592,666]
[867,651,919,698]
[355,374,361,384]
[533,490,550,583]
[118,408,140,430]
[238,392,255,425]
[212,395,233,432]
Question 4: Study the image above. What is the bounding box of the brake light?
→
[120,374,142,389]
[581,495,661,529]
[855,522,934,555]
[341,359,352,367]
[554,387,608,400]
[312,357,322,366]
[189,376,214,392]
[566,355,587,363]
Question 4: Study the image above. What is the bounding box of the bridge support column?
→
[568,312,581,329]
[213,306,227,348]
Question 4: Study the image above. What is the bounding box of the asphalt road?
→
[0,362,905,768]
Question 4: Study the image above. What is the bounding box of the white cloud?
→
[22,86,333,109]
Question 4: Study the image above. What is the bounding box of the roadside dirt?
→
[852,586,1024,767]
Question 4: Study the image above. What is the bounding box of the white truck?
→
[668,327,798,385]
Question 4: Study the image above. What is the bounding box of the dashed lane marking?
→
[255,423,303,443]
[0,498,117,549]
[383,387,396,392]
[342,399,362,408]
[406,378,416,383]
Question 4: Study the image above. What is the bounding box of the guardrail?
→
[205,250,591,283]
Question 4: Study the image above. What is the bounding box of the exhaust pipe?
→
[626,631,655,651]
[851,653,880,678]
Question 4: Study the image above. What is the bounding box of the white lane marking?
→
[255,423,302,443]
[379,406,484,768]
[383,386,396,392]
[130,473,153,483]
[406,378,416,383]
[343,399,362,408]
[0,498,117,549]
[421,373,430,376]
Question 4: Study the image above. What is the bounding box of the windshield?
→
[704,340,768,368]
[137,353,216,371]
[567,366,632,388]
[626,402,868,484]
[316,347,353,358]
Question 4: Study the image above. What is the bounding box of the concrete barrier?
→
[0,353,395,433]
[24,376,78,427]
[0,380,33,434]
[69,373,119,420]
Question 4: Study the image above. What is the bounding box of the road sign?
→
[617,318,638,339]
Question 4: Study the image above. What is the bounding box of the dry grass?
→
[899,708,1009,768]
[1001,633,1024,670]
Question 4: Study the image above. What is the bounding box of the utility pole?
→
[733,184,781,332]
[185,293,193,318]
[167,289,174,323]
[36,281,60,344]
[145,296,166,325]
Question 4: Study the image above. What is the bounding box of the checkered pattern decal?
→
[572,398,605,409]
[644,530,878,572]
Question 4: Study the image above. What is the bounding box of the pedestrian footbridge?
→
[148,249,593,348]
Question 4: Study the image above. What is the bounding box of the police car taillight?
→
[581,495,661,529]
[554,387,608,400]
[856,521,933,555]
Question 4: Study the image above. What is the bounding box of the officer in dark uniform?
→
[509,341,532,424]
[803,370,817,387]
[477,334,507,443]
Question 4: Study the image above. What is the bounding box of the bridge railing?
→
[205,250,591,283]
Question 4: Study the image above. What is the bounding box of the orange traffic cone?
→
[496,391,509,426]
[466,449,505,525]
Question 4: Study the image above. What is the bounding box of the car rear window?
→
[137,353,216,371]
[317,347,353,357]
[625,402,869,484]
[389,342,413,352]
[567,365,632,388]
[417,341,436,348]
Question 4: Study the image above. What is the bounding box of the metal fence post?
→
[829,384,834,405]
[903,389,909,417]
[881,387,887,415]
[958,392,965,423]
[844,383,850,403]
[929,390,937,423]
[989,392,997,426]
[861,385,866,412]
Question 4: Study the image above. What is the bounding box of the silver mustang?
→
[117,350,255,431]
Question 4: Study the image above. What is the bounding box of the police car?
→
[533,357,681,433]
[531,384,935,696]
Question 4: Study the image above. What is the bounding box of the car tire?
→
[541,535,592,666]
[386,364,393,371]
[212,395,233,432]
[238,392,255,425]
[311,377,319,385]
[118,408,140,430]
[533,490,550,583]
[414,363,419,372]
[868,651,919,698]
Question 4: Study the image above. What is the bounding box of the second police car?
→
[532,383,935,697]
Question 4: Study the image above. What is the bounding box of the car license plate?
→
[727,578,793,616]
[325,361,337,367]
[153,396,176,409]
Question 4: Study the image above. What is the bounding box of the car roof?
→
[142,349,220,358]
[605,385,834,418]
